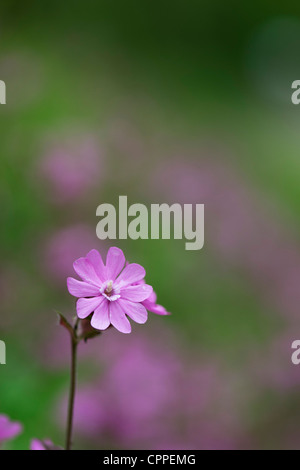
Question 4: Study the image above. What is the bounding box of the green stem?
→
[65,319,79,450]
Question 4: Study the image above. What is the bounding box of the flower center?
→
[100,280,120,302]
[104,280,113,296]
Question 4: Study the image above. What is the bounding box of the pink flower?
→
[135,280,170,315]
[57,330,242,449]
[0,414,22,444]
[67,247,155,334]
[30,439,48,450]
[38,135,103,203]
[30,439,60,450]
[42,224,105,282]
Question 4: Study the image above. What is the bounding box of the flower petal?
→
[145,290,157,304]
[106,247,125,280]
[73,257,101,286]
[142,298,170,315]
[120,284,153,302]
[67,277,100,298]
[0,415,22,442]
[86,249,106,282]
[119,299,148,324]
[109,301,131,334]
[76,297,102,319]
[115,263,145,288]
[30,439,46,450]
[91,298,110,330]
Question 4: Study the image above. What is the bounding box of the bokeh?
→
[1,0,300,450]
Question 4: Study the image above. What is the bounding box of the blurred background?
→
[1,0,300,450]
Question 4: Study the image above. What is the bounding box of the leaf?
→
[82,329,102,343]
[55,311,74,337]
[77,317,102,342]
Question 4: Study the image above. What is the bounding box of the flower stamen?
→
[104,280,113,296]
[101,280,120,301]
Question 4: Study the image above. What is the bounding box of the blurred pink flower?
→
[72,388,108,437]
[57,330,242,449]
[30,439,48,450]
[179,363,242,450]
[58,331,183,446]
[38,135,104,203]
[0,414,22,444]
[67,247,155,334]
[30,439,60,450]
[42,225,103,282]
